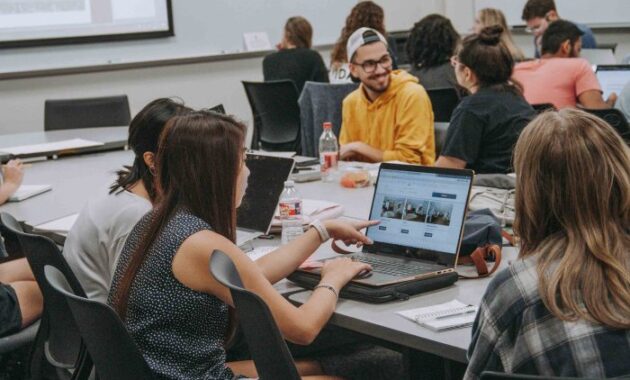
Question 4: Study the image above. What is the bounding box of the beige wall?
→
[1,0,628,140]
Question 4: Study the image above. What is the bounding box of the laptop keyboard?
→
[349,254,441,277]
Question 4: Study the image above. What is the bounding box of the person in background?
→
[329,1,397,84]
[474,8,526,61]
[63,98,191,302]
[513,20,615,109]
[339,28,435,165]
[465,109,630,379]
[521,0,596,58]
[435,26,535,174]
[263,16,329,94]
[406,14,460,90]
[109,111,379,379]
[0,258,42,338]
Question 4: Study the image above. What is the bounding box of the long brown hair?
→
[513,109,630,329]
[112,111,246,320]
[331,1,386,66]
[284,16,313,49]
[477,8,525,61]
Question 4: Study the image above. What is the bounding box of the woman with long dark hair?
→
[435,26,535,174]
[63,98,190,302]
[109,111,376,379]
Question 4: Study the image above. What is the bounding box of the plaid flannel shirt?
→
[465,257,630,379]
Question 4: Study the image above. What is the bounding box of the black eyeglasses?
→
[352,54,392,73]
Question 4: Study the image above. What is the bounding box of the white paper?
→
[397,300,478,332]
[246,246,275,261]
[1,138,104,156]
[8,184,52,202]
[35,213,79,233]
[243,32,272,51]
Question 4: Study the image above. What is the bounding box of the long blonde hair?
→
[513,109,630,329]
[477,8,526,61]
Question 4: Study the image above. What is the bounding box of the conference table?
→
[0,142,513,380]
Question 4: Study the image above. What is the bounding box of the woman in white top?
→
[62,98,191,302]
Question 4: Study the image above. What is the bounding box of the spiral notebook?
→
[397,300,478,332]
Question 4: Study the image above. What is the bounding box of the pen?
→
[435,309,477,320]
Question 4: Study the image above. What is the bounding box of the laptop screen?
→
[366,165,472,262]
[236,154,294,233]
[596,65,630,99]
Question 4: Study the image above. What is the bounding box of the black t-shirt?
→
[441,87,535,174]
[262,48,329,94]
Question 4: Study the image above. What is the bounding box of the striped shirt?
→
[465,257,630,379]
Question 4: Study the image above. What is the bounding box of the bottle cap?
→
[284,180,295,187]
[323,122,332,130]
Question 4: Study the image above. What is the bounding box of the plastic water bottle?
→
[319,122,339,182]
[279,180,303,244]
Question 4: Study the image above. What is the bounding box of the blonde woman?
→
[474,8,526,61]
[465,109,630,379]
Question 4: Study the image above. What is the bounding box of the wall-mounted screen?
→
[0,0,173,48]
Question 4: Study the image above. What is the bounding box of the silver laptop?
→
[236,154,295,246]
[595,64,630,99]
[582,49,616,65]
[296,163,474,286]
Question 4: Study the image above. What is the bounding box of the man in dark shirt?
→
[263,16,329,94]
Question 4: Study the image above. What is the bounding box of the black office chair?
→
[207,104,226,114]
[44,266,154,380]
[426,87,461,122]
[434,122,449,157]
[209,250,301,380]
[583,107,630,143]
[0,320,41,354]
[531,103,557,114]
[0,213,89,380]
[44,95,131,131]
[480,370,600,379]
[242,80,301,153]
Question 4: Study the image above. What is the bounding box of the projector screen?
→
[0,0,173,48]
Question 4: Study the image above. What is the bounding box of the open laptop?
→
[581,49,616,66]
[236,153,295,247]
[294,163,474,287]
[595,65,630,99]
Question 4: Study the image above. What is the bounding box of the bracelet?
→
[309,220,330,243]
[314,284,338,298]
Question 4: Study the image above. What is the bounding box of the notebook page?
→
[397,300,478,331]
[35,213,79,233]
[1,139,104,156]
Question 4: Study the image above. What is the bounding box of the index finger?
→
[350,219,380,230]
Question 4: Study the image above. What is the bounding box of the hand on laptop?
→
[323,219,379,246]
[320,257,372,288]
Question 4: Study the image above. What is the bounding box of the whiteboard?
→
[473,0,630,28]
[2,0,356,74]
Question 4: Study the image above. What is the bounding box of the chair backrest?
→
[531,103,556,114]
[0,212,25,260]
[426,87,461,122]
[209,250,301,380]
[480,370,599,379]
[298,81,359,157]
[583,107,630,143]
[1,215,87,372]
[44,95,131,131]
[242,80,301,152]
[434,122,449,157]
[208,104,226,114]
[44,266,154,380]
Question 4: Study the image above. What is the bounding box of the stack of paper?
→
[397,300,478,332]
[34,213,79,234]
[8,184,52,202]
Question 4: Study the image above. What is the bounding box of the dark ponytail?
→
[458,25,523,94]
[109,98,191,200]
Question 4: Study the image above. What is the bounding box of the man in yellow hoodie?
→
[339,27,435,165]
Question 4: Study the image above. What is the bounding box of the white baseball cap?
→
[346,27,388,62]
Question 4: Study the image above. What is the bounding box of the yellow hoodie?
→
[340,70,435,165]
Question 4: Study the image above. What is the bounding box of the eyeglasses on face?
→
[352,54,392,73]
